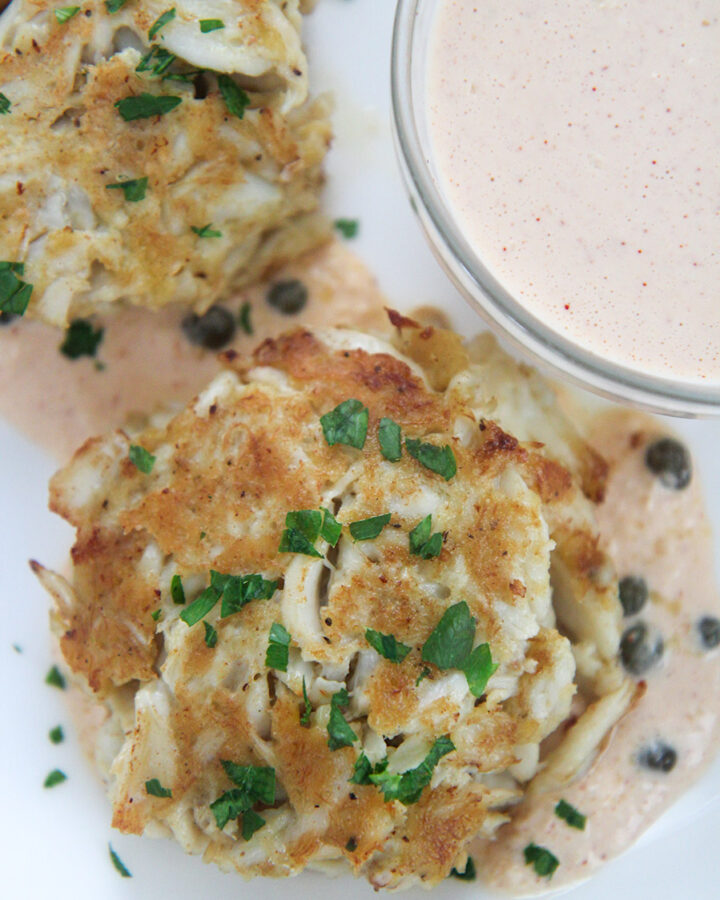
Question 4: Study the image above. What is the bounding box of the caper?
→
[620,621,663,675]
[181,305,236,350]
[638,741,677,773]
[644,437,692,490]
[618,575,648,617]
[698,616,720,650]
[266,279,308,315]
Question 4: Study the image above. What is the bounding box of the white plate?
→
[1,2,719,897]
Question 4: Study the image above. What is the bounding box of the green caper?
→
[618,575,648,617]
[698,616,720,650]
[181,305,236,350]
[620,621,663,675]
[266,279,308,315]
[638,742,677,773]
[645,437,692,490]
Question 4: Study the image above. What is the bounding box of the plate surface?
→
[1,2,719,897]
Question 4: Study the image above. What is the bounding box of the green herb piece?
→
[346,837,358,852]
[199,531,206,539]
[12,643,22,653]
[44,769,67,788]
[524,843,559,878]
[450,857,476,881]
[150,608,162,622]
[320,399,369,449]
[210,789,250,831]
[191,223,222,238]
[320,507,342,546]
[349,513,391,542]
[349,752,374,785]
[278,528,322,556]
[300,676,312,726]
[286,509,322,542]
[136,45,177,77]
[145,778,172,798]
[105,0,129,12]
[217,74,250,119]
[211,762,275,833]
[415,666,431,686]
[334,218,359,239]
[108,844,131,878]
[421,601,476,670]
[369,735,455,805]
[203,621,218,648]
[170,573,185,605]
[180,585,220,626]
[238,301,253,335]
[554,799,586,830]
[200,18,224,32]
[45,665,66,690]
[106,176,148,202]
[365,628,411,663]
[148,7,175,39]
[49,726,64,744]
[405,437,457,481]
[0,92,11,115]
[128,443,155,473]
[265,622,291,672]
[462,642,498,698]
[114,92,181,121]
[241,808,265,840]
[0,265,33,316]
[215,572,278,618]
[54,7,80,24]
[408,514,443,559]
[378,417,402,461]
[60,319,103,359]
[327,688,358,751]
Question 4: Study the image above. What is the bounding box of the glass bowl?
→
[390,0,720,417]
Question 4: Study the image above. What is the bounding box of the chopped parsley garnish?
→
[238,301,253,335]
[148,8,175,40]
[365,628,411,663]
[54,7,80,24]
[44,769,67,788]
[0,92,11,115]
[115,92,182,121]
[217,74,251,119]
[60,319,103,359]
[279,507,341,557]
[334,218,359,239]
[450,857,476,881]
[180,585,220,626]
[320,399,369,449]
[349,513,391,541]
[300,676,312,726]
[170,573,185,605]
[405,437,457,481]
[45,665,66,690]
[203,621,217,648]
[421,601,498,697]
[105,0,129,12]
[279,527,321,557]
[191,223,222,238]
[49,725,64,744]
[378,417,402,461]
[350,752,384,785]
[211,761,275,837]
[265,622,291,672]
[150,608,162,622]
[554,799,586,830]
[128,443,155,473]
[369,735,455,805]
[327,688,358,751]
[215,571,278,617]
[106,176,148,202]
[523,843,559,878]
[416,666,431,686]
[408,514,443,559]
[12,643,22,653]
[0,263,33,316]
[145,778,172,798]
[108,844,132,878]
[200,18,225,32]
[136,45,177,77]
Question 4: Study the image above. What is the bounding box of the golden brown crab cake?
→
[35,324,630,890]
[0,0,330,325]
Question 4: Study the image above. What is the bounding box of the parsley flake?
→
[214,571,278,617]
[136,45,177,77]
[265,622,291,671]
[106,176,148,202]
[238,301,253,335]
[108,844,131,878]
[105,0,129,12]
[524,843,559,879]
[320,398,369,449]
[45,665,66,690]
[327,688,358,751]
[148,8,175,40]
[170,573,185,605]
[300,676,312,726]
[180,585,220,626]
[408,514,443,559]
[200,18,225,32]
[211,762,275,837]
[150,608,162,622]
[217,74,251,119]
[421,601,498,697]
[60,319,103,359]
[49,725,64,744]
[44,769,67,788]
[203,621,217,648]
[128,444,155,473]
[334,218,359,239]
[555,799,586,830]
[54,7,80,24]
[378,417,402,461]
[279,508,340,556]
[349,513,391,541]
[369,735,455,805]
[450,857,476,881]
[463,642,498,698]
[0,264,33,316]
[115,92,181,121]
[191,223,222,238]
[416,666,431,686]
[145,778,172,798]
[365,628,411,663]
[0,92,11,115]
[350,752,387,785]
[405,437,457,480]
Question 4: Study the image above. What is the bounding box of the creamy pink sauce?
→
[475,408,720,894]
[427,1,720,383]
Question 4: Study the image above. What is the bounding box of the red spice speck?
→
[564,303,570,310]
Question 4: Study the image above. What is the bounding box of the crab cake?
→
[0,0,331,325]
[35,321,632,890]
